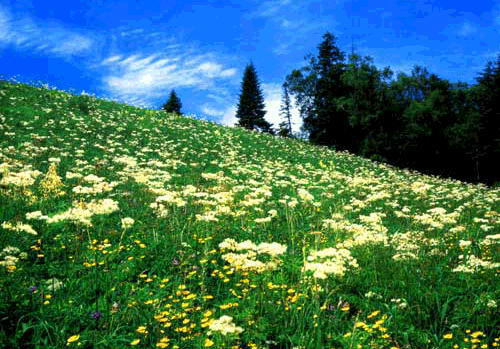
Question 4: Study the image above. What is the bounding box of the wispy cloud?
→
[272,19,328,55]
[261,82,301,132]
[200,104,238,127]
[250,0,333,55]
[206,82,302,132]
[0,5,93,57]
[100,50,238,108]
[201,105,226,117]
[457,22,477,36]
[493,5,500,26]
[252,0,292,18]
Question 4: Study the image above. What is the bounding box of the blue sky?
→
[1,0,499,130]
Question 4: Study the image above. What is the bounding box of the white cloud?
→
[206,83,302,132]
[201,105,225,117]
[200,104,237,126]
[458,22,477,37]
[253,0,292,18]
[120,28,144,37]
[261,83,302,132]
[220,106,238,127]
[0,5,93,56]
[250,0,331,56]
[100,51,238,108]
[102,55,123,64]
[0,8,9,41]
[196,62,237,78]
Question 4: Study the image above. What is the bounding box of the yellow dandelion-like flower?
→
[136,325,148,334]
[443,333,453,339]
[130,338,140,345]
[66,334,80,344]
[367,310,380,319]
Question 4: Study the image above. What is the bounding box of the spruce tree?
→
[162,90,182,115]
[278,82,293,137]
[285,32,347,147]
[236,63,273,133]
[311,32,348,148]
[471,55,500,182]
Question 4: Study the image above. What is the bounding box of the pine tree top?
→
[162,89,182,115]
[235,63,273,133]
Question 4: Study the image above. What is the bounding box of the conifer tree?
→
[278,82,293,137]
[470,55,500,181]
[311,32,348,147]
[236,63,273,133]
[286,32,347,147]
[162,90,182,115]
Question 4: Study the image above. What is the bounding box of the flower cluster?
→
[303,247,359,279]
[208,315,244,336]
[219,238,287,272]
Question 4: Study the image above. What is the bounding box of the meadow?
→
[0,80,498,348]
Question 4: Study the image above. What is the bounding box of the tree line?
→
[161,32,499,184]
[284,32,499,184]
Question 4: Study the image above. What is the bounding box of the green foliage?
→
[162,89,182,115]
[287,32,349,147]
[285,33,499,184]
[66,94,99,115]
[236,63,273,134]
[278,82,293,138]
[0,80,499,349]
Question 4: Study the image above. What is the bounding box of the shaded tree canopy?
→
[286,32,499,184]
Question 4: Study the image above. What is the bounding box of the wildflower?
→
[340,305,350,312]
[45,278,64,292]
[254,216,272,223]
[121,217,135,229]
[459,240,472,248]
[204,338,214,347]
[367,310,380,319]
[303,247,358,279]
[443,333,453,339]
[91,311,102,320]
[40,163,64,197]
[136,326,148,334]
[487,299,497,308]
[219,238,286,273]
[297,188,314,202]
[26,211,43,220]
[1,221,38,235]
[130,339,140,345]
[208,315,244,336]
[66,334,80,344]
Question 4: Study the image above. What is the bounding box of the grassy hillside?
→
[0,80,498,349]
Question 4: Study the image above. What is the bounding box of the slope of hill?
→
[0,80,498,348]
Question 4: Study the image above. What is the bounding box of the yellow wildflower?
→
[67,334,80,344]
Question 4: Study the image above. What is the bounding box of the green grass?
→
[0,80,498,349]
